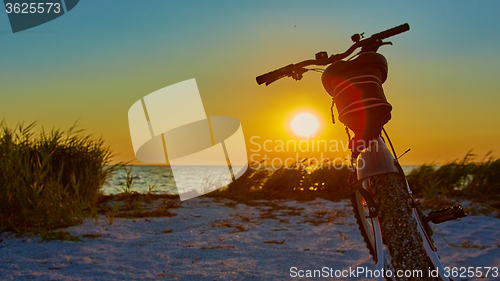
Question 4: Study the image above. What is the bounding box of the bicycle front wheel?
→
[351,173,437,281]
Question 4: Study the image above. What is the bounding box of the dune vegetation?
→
[208,153,500,205]
[208,159,353,202]
[1,120,498,234]
[0,122,113,233]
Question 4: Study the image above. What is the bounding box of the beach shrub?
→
[0,122,113,233]
[407,152,500,201]
[207,159,351,201]
[209,152,500,203]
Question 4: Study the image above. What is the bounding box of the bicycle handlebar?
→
[256,23,409,85]
[370,23,409,40]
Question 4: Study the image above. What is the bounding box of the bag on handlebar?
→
[321,52,392,140]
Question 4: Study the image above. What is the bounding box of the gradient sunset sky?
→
[1,1,499,165]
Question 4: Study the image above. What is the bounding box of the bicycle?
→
[255,23,467,281]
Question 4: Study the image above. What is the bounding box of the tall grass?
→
[209,152,500,203]
[407,152,500,201]
[0,122,113,233]
[207,159,351,202]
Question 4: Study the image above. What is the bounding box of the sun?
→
[290,112,320,137]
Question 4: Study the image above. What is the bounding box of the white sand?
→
[1,198,499,280]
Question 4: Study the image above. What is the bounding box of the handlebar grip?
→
[371,23,410,40]
[256,65,293,85]
[256,72,275,85]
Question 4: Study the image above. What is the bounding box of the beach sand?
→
[1,197,499,280]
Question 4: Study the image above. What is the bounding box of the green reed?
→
[209,152,500,203]
[0,122,113,233]
[207,159,351,202]
[406,152,500,201]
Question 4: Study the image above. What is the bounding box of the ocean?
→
[103,165,421,195]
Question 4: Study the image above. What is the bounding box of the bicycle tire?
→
[351,173,437,281]
[351,189,395,281]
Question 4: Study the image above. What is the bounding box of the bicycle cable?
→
[382,127,398,160]
[329,97,335,124]
[346,51,361,61]
[307,68,325,73]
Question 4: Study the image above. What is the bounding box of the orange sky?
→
[1,1,499,166]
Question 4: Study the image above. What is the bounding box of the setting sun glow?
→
[290,113,319,137]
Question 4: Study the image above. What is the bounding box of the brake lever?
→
[291,68,308,81]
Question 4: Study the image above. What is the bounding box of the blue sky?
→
[1,1,499,164]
